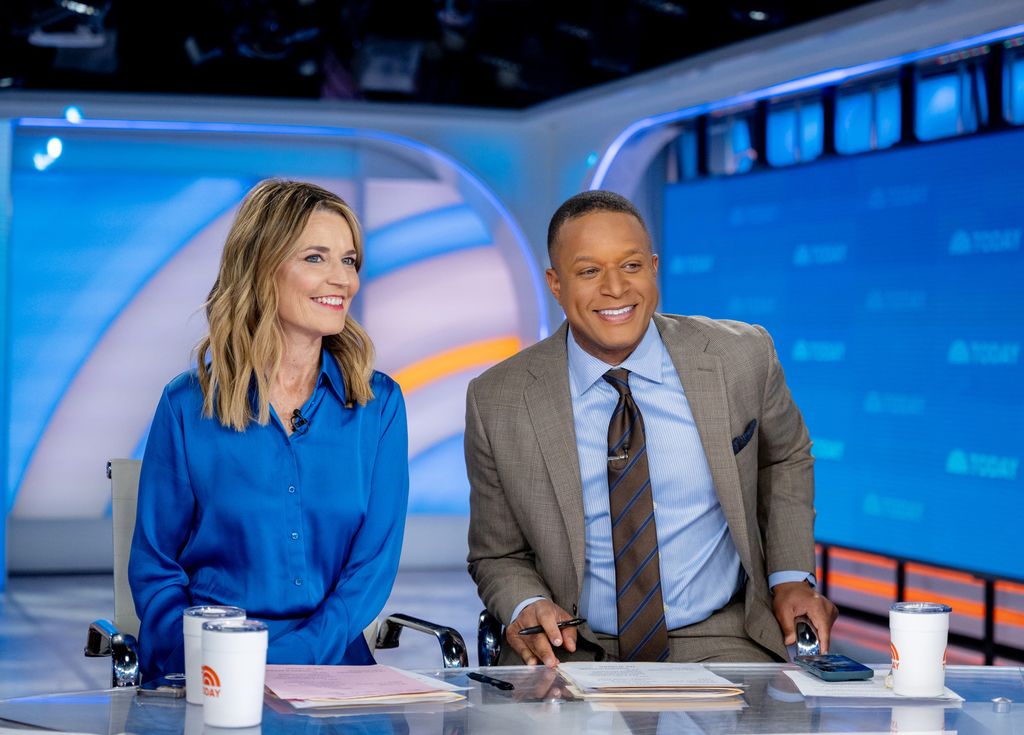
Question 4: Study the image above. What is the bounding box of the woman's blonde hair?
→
[197,179,375,430]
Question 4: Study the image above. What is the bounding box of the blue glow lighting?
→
[835,84,902,154]
[5,176,251,503]
[31,137,65,170]
[731,120,754,173]
[925,80,958,117]
[408,432,471,513]
[800,102,823,161]
[1009,55,1024,123]
[16,117,548,341]
[767,108,797,166]
[975,66,990,124]
[32,153,52,171]
[877,84,902,148]
[591,23,1024,188]
[915,67,987,141]
[836,90,873,154]
[363,204,492,281]
[63,106,83,123]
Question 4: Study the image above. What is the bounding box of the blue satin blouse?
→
[128,353,409,680]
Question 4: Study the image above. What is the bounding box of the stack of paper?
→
[264,664,465,710]
[783,670,963,703]
[557,662,745,700]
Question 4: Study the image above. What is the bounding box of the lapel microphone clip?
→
[290,408,309,435]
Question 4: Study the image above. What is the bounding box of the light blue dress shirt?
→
[509,321,811,633]
[567,321,744,633]
[129,353,408,680]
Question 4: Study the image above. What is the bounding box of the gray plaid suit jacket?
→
[466,313,816,662]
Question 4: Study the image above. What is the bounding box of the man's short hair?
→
[546,190,650,257]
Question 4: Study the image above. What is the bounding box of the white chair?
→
[85,459,467,686]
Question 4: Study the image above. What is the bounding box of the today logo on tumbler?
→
[889,642,946,673]
[202,664,221,698]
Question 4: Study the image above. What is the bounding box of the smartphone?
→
[137,673,187,698]
[795,654,874,682]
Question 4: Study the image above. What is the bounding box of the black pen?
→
[517,617,587,636]
[468,671,515,690]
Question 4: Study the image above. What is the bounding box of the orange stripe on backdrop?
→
[902,588,1024,629]
[902,588,985,620]
[998,580,1024,595]
[829,548,898,570]
[831,618,984,663]
[829,571,897,599]
[393,336,522,394]
[825,548,1024,635]
[906,563,981,587]
[828,570,1024,629]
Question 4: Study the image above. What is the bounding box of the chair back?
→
[108,458,142,639]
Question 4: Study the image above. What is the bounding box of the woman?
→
[129,179,408,680]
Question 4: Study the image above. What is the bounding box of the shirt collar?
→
[318,350,348,404]
[566,319,665,396]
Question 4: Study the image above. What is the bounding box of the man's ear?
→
[651,253,659,274]
[545,267,561,301]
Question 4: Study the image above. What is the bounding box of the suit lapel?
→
[524,323,586,599]
[654,315,755,577]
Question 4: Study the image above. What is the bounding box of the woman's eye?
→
[342,256,357,266]
[304,253,323,263]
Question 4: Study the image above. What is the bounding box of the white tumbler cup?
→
[889,602,952,697]
[200,620,268,728]
[182,605,245,705]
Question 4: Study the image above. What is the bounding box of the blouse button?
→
[288,485,296,494]
[291,532,299,540]
[294,577,303,586]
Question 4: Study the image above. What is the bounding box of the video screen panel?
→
[6,124,543,521]
[662,129,1023,579]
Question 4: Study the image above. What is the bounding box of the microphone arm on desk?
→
[85,618,141,688]
[376,613,469,669]
[791,615,820,659]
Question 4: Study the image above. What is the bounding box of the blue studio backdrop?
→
[662,127,1023,580]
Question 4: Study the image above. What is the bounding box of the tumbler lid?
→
[202,620,268,633]
[184,605,245,619]
[890,601,952,614]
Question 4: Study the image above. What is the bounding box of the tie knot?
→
[603,368,631,397]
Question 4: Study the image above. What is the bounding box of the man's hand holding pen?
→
[506,600,583,667]
[517,617,586,636]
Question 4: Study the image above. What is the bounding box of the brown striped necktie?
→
[603,368,670,662]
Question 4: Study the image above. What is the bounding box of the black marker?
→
[517,617,587,636]
[468,671,514,690]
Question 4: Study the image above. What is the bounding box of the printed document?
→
[265,664,464,708]
[557,662,744,698]
[784,670,963,701]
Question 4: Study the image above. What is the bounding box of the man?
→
[466,190,837,666]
